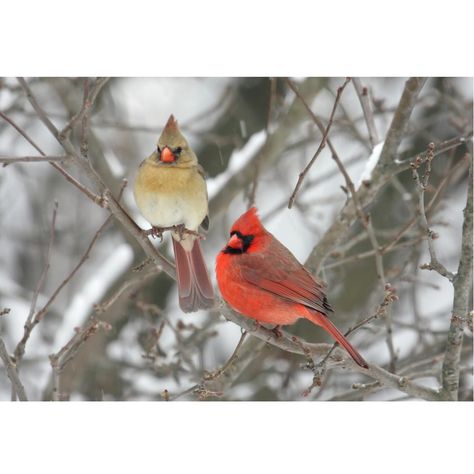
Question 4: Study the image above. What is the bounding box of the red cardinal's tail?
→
[172,238,215,313]
[306,311,369,369]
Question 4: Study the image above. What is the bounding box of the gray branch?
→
[441,161,473,399]
[0,337,28,401]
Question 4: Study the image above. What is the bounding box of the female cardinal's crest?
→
[164,114,178,132]
[231,207,264,236]
[158,114,187,148]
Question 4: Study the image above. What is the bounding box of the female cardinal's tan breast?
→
[134,161,208,230]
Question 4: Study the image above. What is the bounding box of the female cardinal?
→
[215,207,368,369]
[134,114,214,313]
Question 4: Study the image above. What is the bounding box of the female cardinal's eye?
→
[174,147,182,155]
[157,146,161,154]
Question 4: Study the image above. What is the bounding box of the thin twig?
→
[80,78,90,157]
[0,337,28,401]
[247,158,261,209]
[33,180,128,325]
[203,330,248,381]
[411,143,455,281]
[266,77,277,131]
[0,155,68,164]
[324,237,425,270]
[352,78,379,148]
[0,109,103,205]
[287,77,351,208]
[49,319,112,401]
[13,202,58,370]
[59,77,109,140]
[170,334,265,401]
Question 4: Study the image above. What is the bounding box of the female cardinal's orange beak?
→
[160,147,175,163]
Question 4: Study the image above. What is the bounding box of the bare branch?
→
[13,202,58,369]
[59,77,109,140]
[411,143,455,281]
[49,319,112,400]
[352,78,379,148]
[441,160,473,399]
[34,181,127,324]
[0,337,28,401]
[171,332,267,400]
[306,77,428,272]
[377,77,428,168]
[0,155,68,164]
[0,109,103,205]
[80,79,90,157]
[287,77,351,208]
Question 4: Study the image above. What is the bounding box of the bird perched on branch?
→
[134,114,214,313]
[215,207,368,368]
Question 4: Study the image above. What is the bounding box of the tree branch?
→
[13,202,58,371]
[352,78,379,148]
[411,143,455,281]
[287,77,351,208]
[0,109,103,206]
[441,160,473,399]
[0,155,68,164]
[306,77,428,273]
[0,337,28,401]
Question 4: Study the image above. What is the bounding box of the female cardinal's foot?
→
[173,224,186,241]
[148,226,164,241]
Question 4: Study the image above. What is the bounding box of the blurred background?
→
[0,77,472,400]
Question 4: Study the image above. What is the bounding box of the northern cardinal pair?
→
[134,115,368,369]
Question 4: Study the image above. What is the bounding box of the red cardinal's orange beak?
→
[227,234,242,250]
[160,147,175,163]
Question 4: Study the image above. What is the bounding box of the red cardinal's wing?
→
[239,239,333,316]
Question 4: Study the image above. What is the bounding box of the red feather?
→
[173,239,214,313]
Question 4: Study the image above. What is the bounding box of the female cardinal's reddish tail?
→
[215,207,369,369]
[172,237,214,312]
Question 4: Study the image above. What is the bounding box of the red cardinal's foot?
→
[271,325,283,338]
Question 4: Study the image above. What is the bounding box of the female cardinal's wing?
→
[239,240,333,316]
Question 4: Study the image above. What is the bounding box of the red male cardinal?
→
[215,207,368,369]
